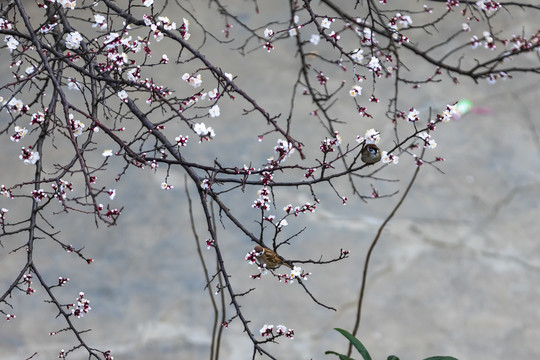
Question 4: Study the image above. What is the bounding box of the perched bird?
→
[360,144,381,164]
[254,245,292,269]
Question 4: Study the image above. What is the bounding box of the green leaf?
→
[387,356,400,360]
[333,328,372,360]
[325,351,355,360]
[423,357,459,360]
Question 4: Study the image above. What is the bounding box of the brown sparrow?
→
[360,144,381,164]
[254,245,293,270]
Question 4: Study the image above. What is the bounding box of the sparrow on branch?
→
[254,245,293,270]
[360,143,381,164]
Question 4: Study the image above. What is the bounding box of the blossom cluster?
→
[52,179,74,202]
[471,31,496,50]
[388,13,412,32]
[245,249,258,265]
[55,0,76,9]
[31,189,47,202]
[351,48,364,64]
[387,12,412,44]
[65,31,82,49]
[381,151,399,165]
[273,139,295,163]
[10,126,28,142]
[175,135,189,146]
[259,324,294,339]
[160,182,173,190]
[4,35,19,52]
[367,56,382,75]
[68,113,85,137]
[19,147,40,165]
[407,108,420,122]
[417,131,437,149]
[476,0,501,13]
[252,187,271,211]
[182,73,203,88]
[441,103,458,123]
[92,14,107,30]
[30,111,45,125]
[356,128,380,145]
[193,123,215,141]
[5,97,28,114]
[276,266,310,284]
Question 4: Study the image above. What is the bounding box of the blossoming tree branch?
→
[0,0,538,359]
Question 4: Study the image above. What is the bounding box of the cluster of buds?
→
[52,179,73,202]
[23,274,35,295]
[205,239,215,249]
[31,189,47,202]
[319,132,342,153]
[260,171,273,186]
[175,135,189,146]
[234,164,255,175]
[67,292,91,318]
[245,249,258,265]
[283,202,317,216]
[1,185,13,199]
[105,208,121,220]
[304,168,316,179]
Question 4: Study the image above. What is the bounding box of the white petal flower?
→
[407,108,420,122]
[381,151,399,165]
[349,85,362,97]
[65,31,82,49]
[209,104,220,117]
[351,48,364,64]
[117,90,128,102]
[363,128,380,144]
[321,18,332,29]
[367,56,381,71]
[290,266,302,278]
